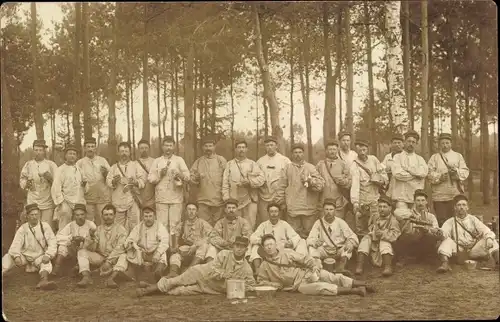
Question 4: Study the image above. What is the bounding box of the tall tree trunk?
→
[384,1,406,133]
[323,2,336,145]
[175,60,179,154]
[298,33,313,162]
[141,4,150,141]
[73,3,82,151]
[96,95,101,145]
[193,59,198,157]
[66,111,71,145]
[464,76,472,198]
[253,4,283,151]
[364,2,376,155]
[479,20,490,204]
[429,27,435,154]
[203,75,209,138]
[126,79,131,143]
[345,5,354,137]
[255,74,259,159]
[263,98,269,137]
[448,19,457,143]
[184,44,195,166]
[211,77,216,136]
[289,43,295,147]
[130,84,136,157]
[171,57,175,137]
[82,3,92,139]
[335,8,343,135]
[31,3,44,140]
[162,78,168,138]
[420,0,430,160]
[199,68,205,139]
[51,97,57,160]
[230,66,235,158]
[402,0,413,130]
[108,4,118,164]
[156,59,161,146]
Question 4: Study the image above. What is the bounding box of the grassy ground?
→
[3,199,499,321]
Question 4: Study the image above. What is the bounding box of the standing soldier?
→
[257,136,291,224]
[350,139,388,236]
[190,136,227,227]
[337,132,358,169]
[316,141,351,220]
[19,140,58,229]
[222,140,265,230]
[148,136,190,245]
[136,139,156,211]
[381,134,404,196]
[389,130,428,221]
[51,145,87,231]
[106,142,145,233]
[76,137,111,225]
[427,133,470,226]
[275,143,325,239]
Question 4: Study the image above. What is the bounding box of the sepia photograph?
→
[1,1,499,321]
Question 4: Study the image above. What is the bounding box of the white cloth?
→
[6,221,57,261]
[222,158,265,209]
[106,161,145,212]
[76,156,111,204]
[257,153,291,202]
[148,155,190,204]
[19,159,58,210]
[338,149,358,169]
[350,155,388,205]
[427,150,469,201]
[51,163,87,209]
[389,150,428,203]
[56,220,97,256]
[307,218,359,256]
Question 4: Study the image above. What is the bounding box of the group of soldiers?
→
[2,130,499,298]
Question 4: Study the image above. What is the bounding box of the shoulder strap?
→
[323,160,337,182]
[353,159,372,177]
[455,217,479,240]
[28,222,47,252]
[137,159,149,174]
[318,219,338,248]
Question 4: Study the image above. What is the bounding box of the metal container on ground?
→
[179,245,191,257]
[323,257,336,273]
[464,260,477,270]
[254,285,277,299]
[226,279,245,299]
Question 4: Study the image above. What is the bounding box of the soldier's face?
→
[325,145,338,159]
[232,243,247,259]
[186,204,198,221]
[263,238,278,256]
[138,143,150,158]
[203,143,215,155]
[101,209,116,226]
[440,139,452,152]
[268,206,280,224]
[27,209,40,226]
[392,140,403,152]
[235,143,247,157]
[414,196,427,210]
[454,200,469,216]
[265,141,277,155]
[74,210,87,226]
[162,142,174,154]
[339,136,351,149]
[378,203,391,217]
[65,150,78,163]
[118,146,131,160]
[323,205,336,222]
[143,210,156,226]
[33,146,46,160]
[85,143,96,157]
[225,204,237,217]
[356,145,369,158]
[405,137,417,153]
[292,148,304,161]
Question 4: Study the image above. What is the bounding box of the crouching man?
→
[168,202,216,278]
[136,236,255,297]
[355,196,401,277]
[307,199,359,275]
[394,189,442,265]
[257,234,375,297]
[124,206,170,282]
[52,204,97,279]
[437,194,499,273]
[76,204,129,288]
[249,202,307,272]
[2,204,57,290]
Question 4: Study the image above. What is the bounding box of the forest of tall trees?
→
[1,2,498,246]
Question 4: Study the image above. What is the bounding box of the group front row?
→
[3,191,499,298]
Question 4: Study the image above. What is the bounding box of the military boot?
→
[166,264,180,278]
[436,254,451,273]
[51,255,65,277]
[76,270,93,288]
[36,271,57,290]
[355,253,366,276]
[381,254,393,277]
[154,263,168,281]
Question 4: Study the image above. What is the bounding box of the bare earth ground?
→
[3,199,499,321]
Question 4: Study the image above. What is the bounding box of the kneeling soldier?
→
[2,204,57,290]
[168,202,216,278]
[307,199,359,276]
[76,204,129,288]
[355,195,401,277]
[124,206,170,282]
[437,194,499,273]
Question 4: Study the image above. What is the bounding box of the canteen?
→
[179,245,191,257]
[323,257,336,273]
[226,279,246,299]
[464,260,477,270]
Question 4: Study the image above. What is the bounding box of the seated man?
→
[75,204,129,288]
[52,204,97,277]
[124,206,170,282]
[257,234,374,297]
[437,194,499,273]
[209,199,252,253]
[249,202,307,272]
[307,199,359,275]
[2,204,57,290]
[168,202,216,278]
[394,189,442,265]
[136,236,255,297]
[355,195,401,277]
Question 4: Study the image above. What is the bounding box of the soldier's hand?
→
[112,175,121,185]
[81,180,87,187]
[14,256,23,266]
[170,246,179,254]
[284,240,294,249]
[26,179,35,191]
[343,243,353,253]
[100,166,108,175]
[43,171,53,182]
[188,245,197,255]
[486,238,495,249]
[100,261,113,273]
[375,230,383,238]
[41,255,51,264]
[353,203,360,214]
[160,167,168,177]
[314,240,323,248]
[152,253,161,263]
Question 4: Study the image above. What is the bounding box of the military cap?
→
[162,136,175,144]
[414,189,428,199]
[438,133,452,141]
[291,143,305,151]
[25,203,39,213]
[225,199,239,207]
[323,198,337,207]
[118,141,131,149]
[404,130,420,141]
[142,205,156,213]
[137,139,150,146]
[325,140,339,148]
[234,139,247,147]
[378,195,392,206]
[337,131,352,140]
[73,204,87,212]
[233,236,250,247]
[32,139,48,148]
[84,137,97,145]
[391,134,405,142]
[260,233,276,245]
[185,201,199,208]
[453,194,468,204]
[355,139,369,148]
[64,144,79,153]
[266,202,281,211]
[201,136,216,145]
[263,136,278,144]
